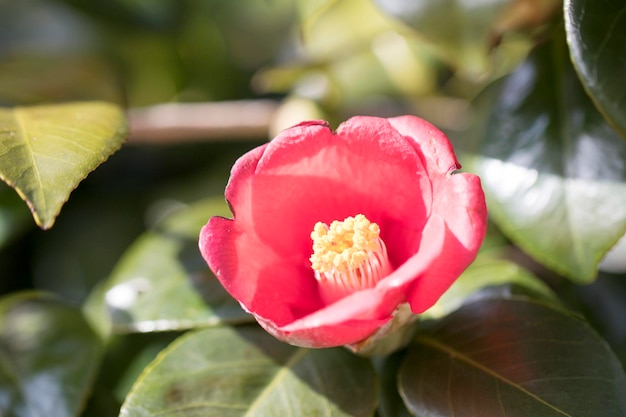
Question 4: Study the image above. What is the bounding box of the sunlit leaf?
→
[93,197,251,336]
[0,292,102,417]
[120,325,378,417]
[424,257,557,320]
[373,0,530,77]
[295,0,334,20]
[301,0,395,60]
[290,0,440,107]
[565,0,626,138]
[0,101,127,229]
[471,36,626,282]
[400,297,626,416]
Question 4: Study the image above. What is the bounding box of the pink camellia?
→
[199,116,487,349]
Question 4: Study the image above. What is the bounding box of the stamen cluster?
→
[310,214,391,296]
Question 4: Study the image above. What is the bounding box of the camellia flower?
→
[199,116,487,349]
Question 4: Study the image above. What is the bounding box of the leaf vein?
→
[416,335,574,416]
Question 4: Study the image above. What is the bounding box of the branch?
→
[127,100,279,144]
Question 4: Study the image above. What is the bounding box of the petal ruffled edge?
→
[200,115,485,347]
[256,216,448,347]
[406,173,488,313]
[222,115,432,293]
[387,115,460,175]
[388,115,488,313]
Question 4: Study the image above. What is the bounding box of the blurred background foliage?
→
[0,0,548,303]
[1,0,626,416]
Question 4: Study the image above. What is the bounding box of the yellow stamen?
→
[310,214,391,301]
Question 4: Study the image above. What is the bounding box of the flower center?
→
[310,214,392,302]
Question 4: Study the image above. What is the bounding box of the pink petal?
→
[203,117,434,326]
[387,115,460,176]
[406,173,487,313]
[200,115,486,348]
[257,315,391,348]
[387,115,487,312]
[247,117,432,265]
[273,216,448,347]
[200,217,321,326]
[200,143,322,326]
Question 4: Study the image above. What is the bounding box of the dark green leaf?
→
[32,197,145,306]
[89,197,252,336]
[0,182,31,249]
[471,36,626,282]
[0,102,127,229]
[573,271,626,367]
[81,332,180,417]
[377,353,413,417]
[0,292,102,417]
[565,0,626,138]
[399,297,626,417]
[120,325,378,417]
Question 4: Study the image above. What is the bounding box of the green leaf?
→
[120,325,378,417]
[424,257,558,320]
[0,292,102,417]
[572,271,626,366]
[373,0,517,77]
[399,297,626,417]
[91,197,252,336]
[81,332,180,417]
[564,0,626,138]
[300,0,396,61]
[0,101,127,229]
[470,35,626,282]
[292,0,441,105]
[377,353,413,417]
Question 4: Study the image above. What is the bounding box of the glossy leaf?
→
[0,101,127,229]
[120,325,378,417]
[377,353,413,417]
[0,292,102,417]
[565,0,626,138]
[424,257,557,320]
[94,197,252,335]
[573,271,626,366]
[471,37,626,282]
[400,297,626,417]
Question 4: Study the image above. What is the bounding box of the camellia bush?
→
[1,0,625,416]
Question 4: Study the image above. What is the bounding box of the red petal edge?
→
[199,115,487,348]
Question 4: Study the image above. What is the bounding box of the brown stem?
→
[127,100,279,144]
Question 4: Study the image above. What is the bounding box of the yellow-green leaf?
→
[120,326,378,417]
[0,101,127,229]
